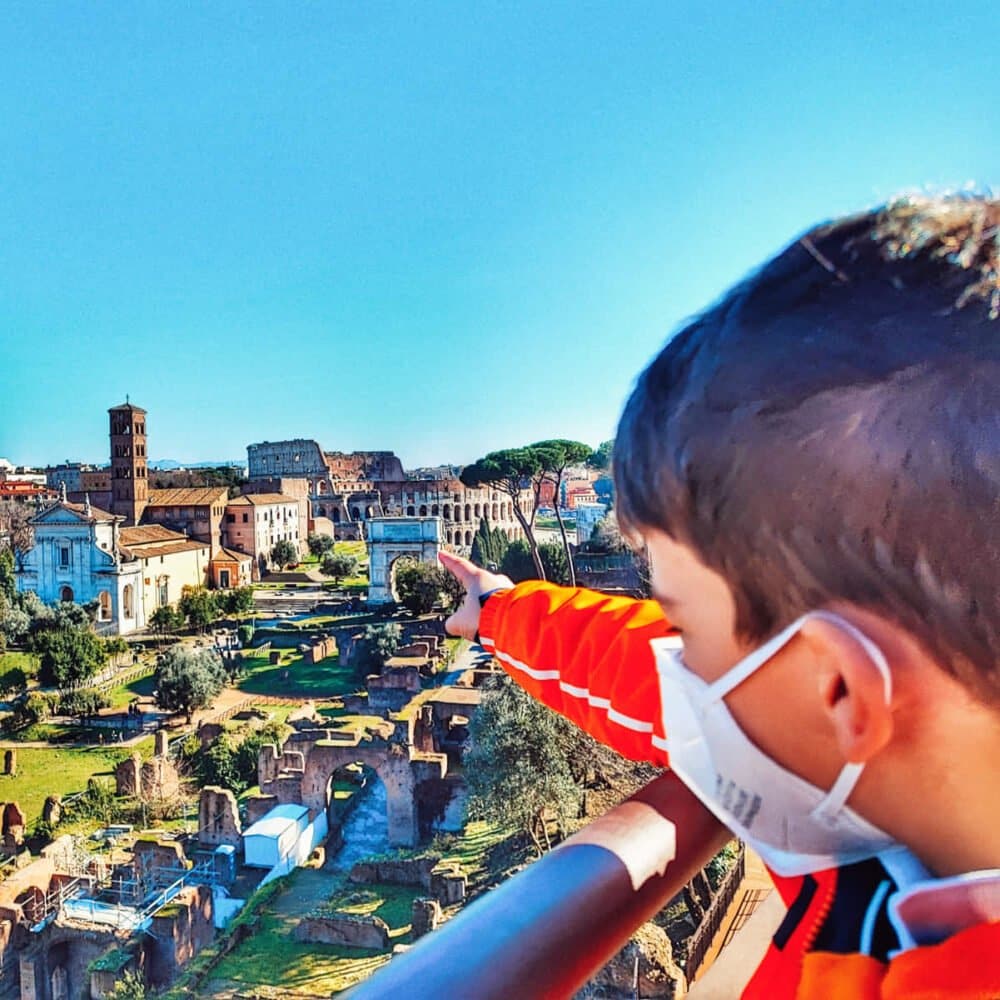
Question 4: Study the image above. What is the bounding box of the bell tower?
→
[109,400,148,526]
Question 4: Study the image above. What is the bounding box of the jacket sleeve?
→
[477,580,674,767]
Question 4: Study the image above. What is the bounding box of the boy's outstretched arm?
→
[440,551,672,767]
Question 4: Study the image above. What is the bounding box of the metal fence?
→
[684,843,747,980]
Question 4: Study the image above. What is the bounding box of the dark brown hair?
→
[615,195,1000,703]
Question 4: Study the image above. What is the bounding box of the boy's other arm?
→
[440,551,671,766]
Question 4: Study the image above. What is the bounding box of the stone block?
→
[411,897,442,940]
[198,786,241,847]
[294,913,390,950]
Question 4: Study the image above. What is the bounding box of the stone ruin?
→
[114,730,181,804]
[0,802,26,855]
[198,786,242,847]
[0,835,215,1000]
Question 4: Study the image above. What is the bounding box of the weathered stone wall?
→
[348,856,441,888]
[303,637,336,664]
[197,787,241,847]
[115,751,181,801]
[294,913,389,950]
[146,884,214,987]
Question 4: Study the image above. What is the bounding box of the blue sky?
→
[2,3,997,469]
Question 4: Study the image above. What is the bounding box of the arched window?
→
[406,505,415,516]
[464,504,471,521]
[492,503,499,520]
[474,503,481,518]
[419,505,427,516]
[98,591,112,621]
[123,584,134,619]
[465,530,472,546]
[60,585,74,603]
[431,504,439,516]
[443,504,451,520]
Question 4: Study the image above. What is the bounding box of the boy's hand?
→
[438,550,514,642]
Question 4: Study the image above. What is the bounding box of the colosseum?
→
[246,439,531,549]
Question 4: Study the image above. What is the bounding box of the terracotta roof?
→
[147,487,229,507]
[211,547,254,564]
[119,525,189,546]
[227,493,297,506]
[121,539,208,560]
[108,401,147,413]
[118,524,209,560]
[61,501,117,522]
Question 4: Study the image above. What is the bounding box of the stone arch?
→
[122,584,134,619]
[366,505,375,518]
[492,503,499,520]
[474,503,481,518]
[431,504,439,516]
[351,507,361,520]
[317,505,327,517]
[419,505,428,516]
[332,508,341,523]
[300,741,445,847]
[98,590,112,621]
[464,530,472,546]
[406,505,415,516]
[317,480,329,494]
[464,504,471,521]
[443,503,451,520]
[366,518,442,605]
[60,585,74,603]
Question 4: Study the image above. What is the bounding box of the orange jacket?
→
[478,580,1000,1000]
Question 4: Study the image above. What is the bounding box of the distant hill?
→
[149,459,245,470]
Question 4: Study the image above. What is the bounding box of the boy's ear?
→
[798,616,895,764]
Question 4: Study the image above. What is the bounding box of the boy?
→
[441,195,999,998]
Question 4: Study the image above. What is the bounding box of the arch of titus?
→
[367,517,442,605]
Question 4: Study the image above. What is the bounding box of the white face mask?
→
[651,611,898,877]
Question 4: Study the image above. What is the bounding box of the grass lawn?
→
[236,654,363,699]
[0,746,125,824]
[0,651,40,676]
[208,873,420,996]
[104,669,156,709]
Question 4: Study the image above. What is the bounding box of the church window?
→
[123,585,134,619]
[98,591,112,621]
[58,545,71,568]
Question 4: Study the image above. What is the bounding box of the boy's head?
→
[615,194,999,707]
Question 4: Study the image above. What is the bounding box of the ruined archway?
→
[366,517,442,605]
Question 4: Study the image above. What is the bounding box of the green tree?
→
[0,546,15,603]
[531,439,593,586]
[470,517,510,570]
[0,601,30,647]
[393,559,454,614]
[270,539,298,570]
[461,448,545,578]
[155,645,226,721]
[105,969,147,1000]
[500,540,570,586]
[464,675,582,853]
[30,617,108,688]
[321,551,360,585]
[179,586,217,632]
[237,623,254,647]
[217,586,255,615]
[307,532,335,557]
[360,623,402,669]
[586,439,614,471]
[150,605,183,636]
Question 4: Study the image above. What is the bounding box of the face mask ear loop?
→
[703,616,808,703]
[806,612,893,823]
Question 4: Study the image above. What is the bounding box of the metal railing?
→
[344,770,729,1000]
[685,843,747,980]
